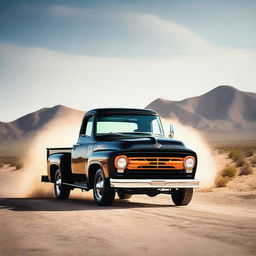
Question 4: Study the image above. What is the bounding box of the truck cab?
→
[42,108,199,206]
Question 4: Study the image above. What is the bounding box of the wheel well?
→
[50,164,59,182]
[88,164,101,189]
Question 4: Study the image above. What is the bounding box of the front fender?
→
[88,150,116,178]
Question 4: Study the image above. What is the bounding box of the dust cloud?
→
[161,118,227,188]
[24,112,85,198]
[0,112,83,198]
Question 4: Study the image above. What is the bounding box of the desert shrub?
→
[0,157,24,169]
[0,161,4,168]
[215,176,230,187]
[15,163,24,170]
[228,149,247,167]
[228,149,243,161]
[244,148,254,157]
[251,156,256,167]
[216,149,225,154]
[239,162,253,176]
[221,165,237,178]
[215,165,237,187]
[235,156,246,167]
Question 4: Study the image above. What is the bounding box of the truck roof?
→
[85,108,157,116]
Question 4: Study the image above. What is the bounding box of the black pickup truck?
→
[41,108,199,206]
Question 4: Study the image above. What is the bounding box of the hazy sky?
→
[0,0,255,121]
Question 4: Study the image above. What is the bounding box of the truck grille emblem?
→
[154,143,162,149]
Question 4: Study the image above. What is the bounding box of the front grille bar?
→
[127,157,184,170]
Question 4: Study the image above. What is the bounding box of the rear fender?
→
[47,153,72,183]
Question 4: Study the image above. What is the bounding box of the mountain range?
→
[0,85,255,155]
[0,105,84,141]
[0,105,84,155]
[147,85,256,132]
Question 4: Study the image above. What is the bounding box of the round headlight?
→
[184,156,195,169]
[115,155,128,169]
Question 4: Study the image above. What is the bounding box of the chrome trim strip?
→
[110,178,199,188]
[62,182,88,190]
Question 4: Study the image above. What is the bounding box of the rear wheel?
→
[54,169,70,200]
[93,169,115,206]
[171,188,193,206]
[117,191,132,200]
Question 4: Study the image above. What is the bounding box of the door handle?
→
[73,143,80,149]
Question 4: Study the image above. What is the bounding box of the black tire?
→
[117,191,132,200]
[93,169,115,206]
[54,169,70,200]
[171,188,193,206]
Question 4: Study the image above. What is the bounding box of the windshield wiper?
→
[96,132,162,137]
[120,132,153,136]
[96,132,125,136]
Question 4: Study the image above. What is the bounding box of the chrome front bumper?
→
[110,178,199,188]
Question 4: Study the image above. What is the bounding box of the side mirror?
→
[169,124,174,138]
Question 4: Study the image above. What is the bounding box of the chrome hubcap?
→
[95,175,104,200]
[55,173,62,195]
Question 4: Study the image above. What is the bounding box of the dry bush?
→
[215,165,237,187]
[0,157,24,170]
[244,148,254,157]
[228,149,246,167]
[15,163,24,170]
[218,145,256,159]
[0,161,4,168]
[228,149,243,162]
[251,156,256,167]
[236,156,246,167]
[239,161,253,176]
[221,165,237,178]
[216,149,225,154]
[215,176,230,187]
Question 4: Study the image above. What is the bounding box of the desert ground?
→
[1,143,256,256]
[0,183,256,256]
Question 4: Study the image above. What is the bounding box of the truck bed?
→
[47,147,72,157]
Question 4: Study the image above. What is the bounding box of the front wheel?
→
[54,169,70,200]
[93,169,115,206]
[171,188,193,206]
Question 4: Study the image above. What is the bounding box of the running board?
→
[62,182,89,190]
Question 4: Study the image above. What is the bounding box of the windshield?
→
[96,114,164,136]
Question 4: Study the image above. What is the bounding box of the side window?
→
[85,116,94,137]
[80,116,94,136]
[151,119,161,135]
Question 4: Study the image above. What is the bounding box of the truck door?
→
[71,115,94,175]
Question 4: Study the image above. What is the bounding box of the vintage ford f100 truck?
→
[41,108,199,206]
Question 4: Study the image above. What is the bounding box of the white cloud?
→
[123,13,211,53]
[44,6,213,56]
[47,5,92,17]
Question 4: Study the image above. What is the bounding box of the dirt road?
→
[0,191,255,256]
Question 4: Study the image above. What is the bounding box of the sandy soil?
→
[0,187,256,256]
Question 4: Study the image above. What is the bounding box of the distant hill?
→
[0,105,85,141]
[146,86,256,134]
[0,105,85,156]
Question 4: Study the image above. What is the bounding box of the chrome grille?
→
[127,157,184,170]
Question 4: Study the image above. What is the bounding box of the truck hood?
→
[94,136,194,153]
